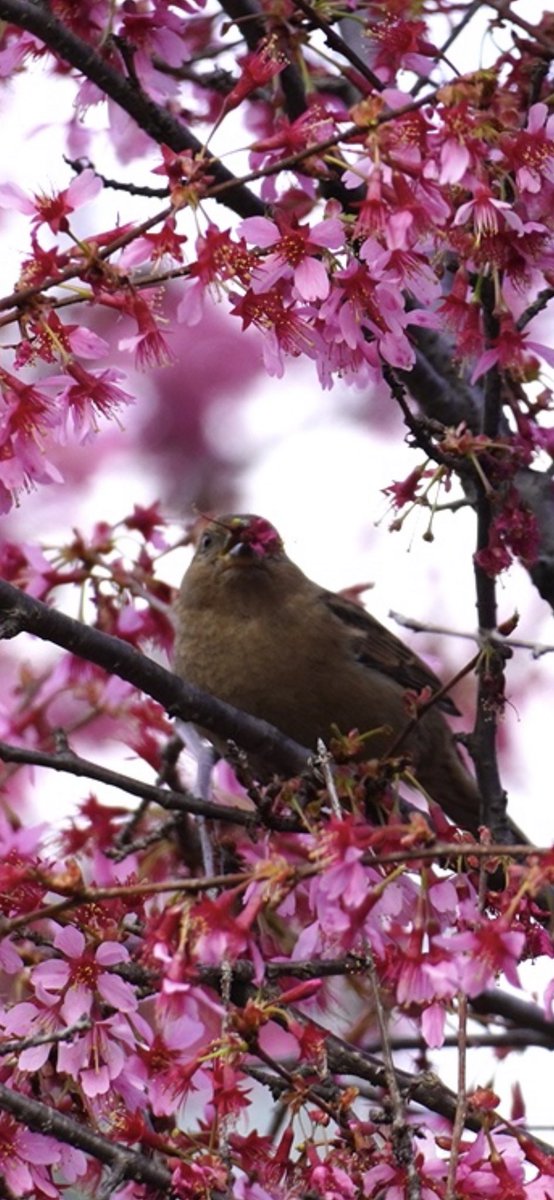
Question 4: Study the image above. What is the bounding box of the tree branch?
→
[0,579,311,778]
[0,738,299,831]
[292,0,383,91]
[471,284,510,842]
[0,1082,172,1191]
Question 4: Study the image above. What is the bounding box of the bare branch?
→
[0,1082,172,1191]
[471,282,510,842]
[366,950,421,1200]
[446,994,468,1200]
[0,738,299,830]
[0,578,311,778]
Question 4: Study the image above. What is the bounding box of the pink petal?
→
[98,973,138,1013]
[32,960,70,991]
[294,257,330,301]
[96,941,129,967]
[62,983,93,1022]
[237,216,279,246]
[309,217,344,248]
[80,1065,111,1097]
[54,925,85,958]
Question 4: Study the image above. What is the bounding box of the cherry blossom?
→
[0,1114,68,1196]
[238,214,344,301]
[30,925,136,1020]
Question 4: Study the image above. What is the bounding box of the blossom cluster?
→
[0,504,177,795]
[0,507,550,1195]
[0,774,552,1198]
[0,0,550,579]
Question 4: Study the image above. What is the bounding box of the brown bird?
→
[175,513,486,834]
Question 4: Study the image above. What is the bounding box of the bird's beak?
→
[226,540,257,561]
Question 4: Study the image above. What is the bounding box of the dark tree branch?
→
[219,0,267,47]
[0,1083,172,1191]
[118,954,554,1050]
[292,0,383,91]
[0,579,311,778]
[471,283,510,841]
[0,0,264,219]
[405,332,554,614]
[517,287,554,331]
[471,989,554,1041]
[302,1013,554,1154]
[402,329,484,430]
[0,738,298,831]
[64,154,170,198]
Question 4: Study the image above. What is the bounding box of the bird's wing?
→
[322,591,460,716]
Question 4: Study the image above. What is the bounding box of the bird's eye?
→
[199,531,214,553]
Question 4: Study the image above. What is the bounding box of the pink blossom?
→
[438,923,525,996]
[471,316,554,383]
[319,262,416,369]
[31,924,137,1022]
[453,184,520,238]
[435,102,483,184]
[0,1115,63,1196]
[367,16,436,83]
[177,226,254,326]
[128,1014,210,1115]
[503,102,554,195]
[118,311,174,367]
[116,3,192,99]
[0,424,63,509]
[308,1163,357,1200]
[360,232,441,305]
[0,168,101,232]
[220,39,287,114]
[238,214,343,301]
[395,933,458,1007]
[49,362,133,439]
[249,99,341,196]
[56,1013,139,1097]
[231,287,323,377]
[172,1155,229,1200]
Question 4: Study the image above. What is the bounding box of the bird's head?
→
[190,513,287,575]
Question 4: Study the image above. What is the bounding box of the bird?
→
[174,512,488,836]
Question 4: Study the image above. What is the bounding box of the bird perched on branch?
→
[175,513,486,834]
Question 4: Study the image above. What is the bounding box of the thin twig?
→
[315,738,343,819]
[0,202,173,316]
[390,611,554,659]
[64,155,169,198]
[0,739,264,828]
[384,649,481,759]
[366,950,421,1200]
[0,871,252,935]
[445,993,468,1200]
[0,1019,91,1058]
[365,840,549,866]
